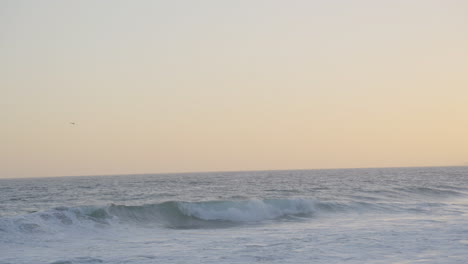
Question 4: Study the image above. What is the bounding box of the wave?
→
[50,257,104,264]
[395,186,467,198]
[0,195,454,235]
[0,199,323,233]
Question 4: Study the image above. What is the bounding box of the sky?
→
[1,0,468,178]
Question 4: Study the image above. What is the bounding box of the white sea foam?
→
[177,199,317,222]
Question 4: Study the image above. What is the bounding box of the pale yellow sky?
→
[1,0,468,178]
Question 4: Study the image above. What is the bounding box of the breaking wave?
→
[1,191,462,235]
[0,199,323,232]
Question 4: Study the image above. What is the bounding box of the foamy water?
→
[1,167,468,263]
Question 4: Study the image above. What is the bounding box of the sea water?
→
[1,167,468,264]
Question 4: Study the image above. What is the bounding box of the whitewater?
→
[1,167,468,264]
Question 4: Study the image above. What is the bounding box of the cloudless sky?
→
[2,0,468,178]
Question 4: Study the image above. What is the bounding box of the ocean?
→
[1,167,467,264]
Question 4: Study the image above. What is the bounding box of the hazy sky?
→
[2,0,467,178]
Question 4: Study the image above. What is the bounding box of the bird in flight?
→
[70,122,76,125]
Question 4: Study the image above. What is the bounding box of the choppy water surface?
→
[1,167,468,264]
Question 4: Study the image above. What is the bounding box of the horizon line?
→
[2,165,467,180]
